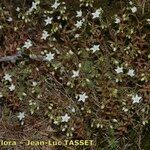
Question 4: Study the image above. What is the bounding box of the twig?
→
[0,53,22,63]
[0,53,46,63]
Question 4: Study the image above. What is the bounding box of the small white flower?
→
[112,119,118,122]
[9,84,15,91]
[78,93,88,102]
[31,1,39,10]
[129,1,133,5]
[131,6,137,13]
[127,69,135,77]
[23,39,32,49]
[115,79,119,83]
[51,1,60,9]
[3,73,12,82]
[72,70,79,78]
[7,17,13,22]
[75,34,80,38]
[92,9,102,19]
[16,7,20,12]
[115,18,120,24]
[76,10,82,17]
[22,92,27,96]
[45,17,53,26]
[17,112,25,121]
[142,120,148,125]
[32,82,37,86]
[122,107,128,112]
[71,127,75,131]
[90,44,100,53]
[61,113,70,122]
[113,47,117,51]
[147,19,150,24]
[54,120,59,124]
[115,67,123,74]
[97,123,100,128]
[68,50,74,55]
[62,128,66,131]
[41,30,49,40]
[28,1,39,12]
[32,2,38,9]
[71,107,75,113]
[45,52,54,61]
[132,94,142,104]
[75,20,83,28]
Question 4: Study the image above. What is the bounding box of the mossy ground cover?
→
[0,0,150,150]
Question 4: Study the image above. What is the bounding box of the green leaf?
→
[82,60,93,73]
